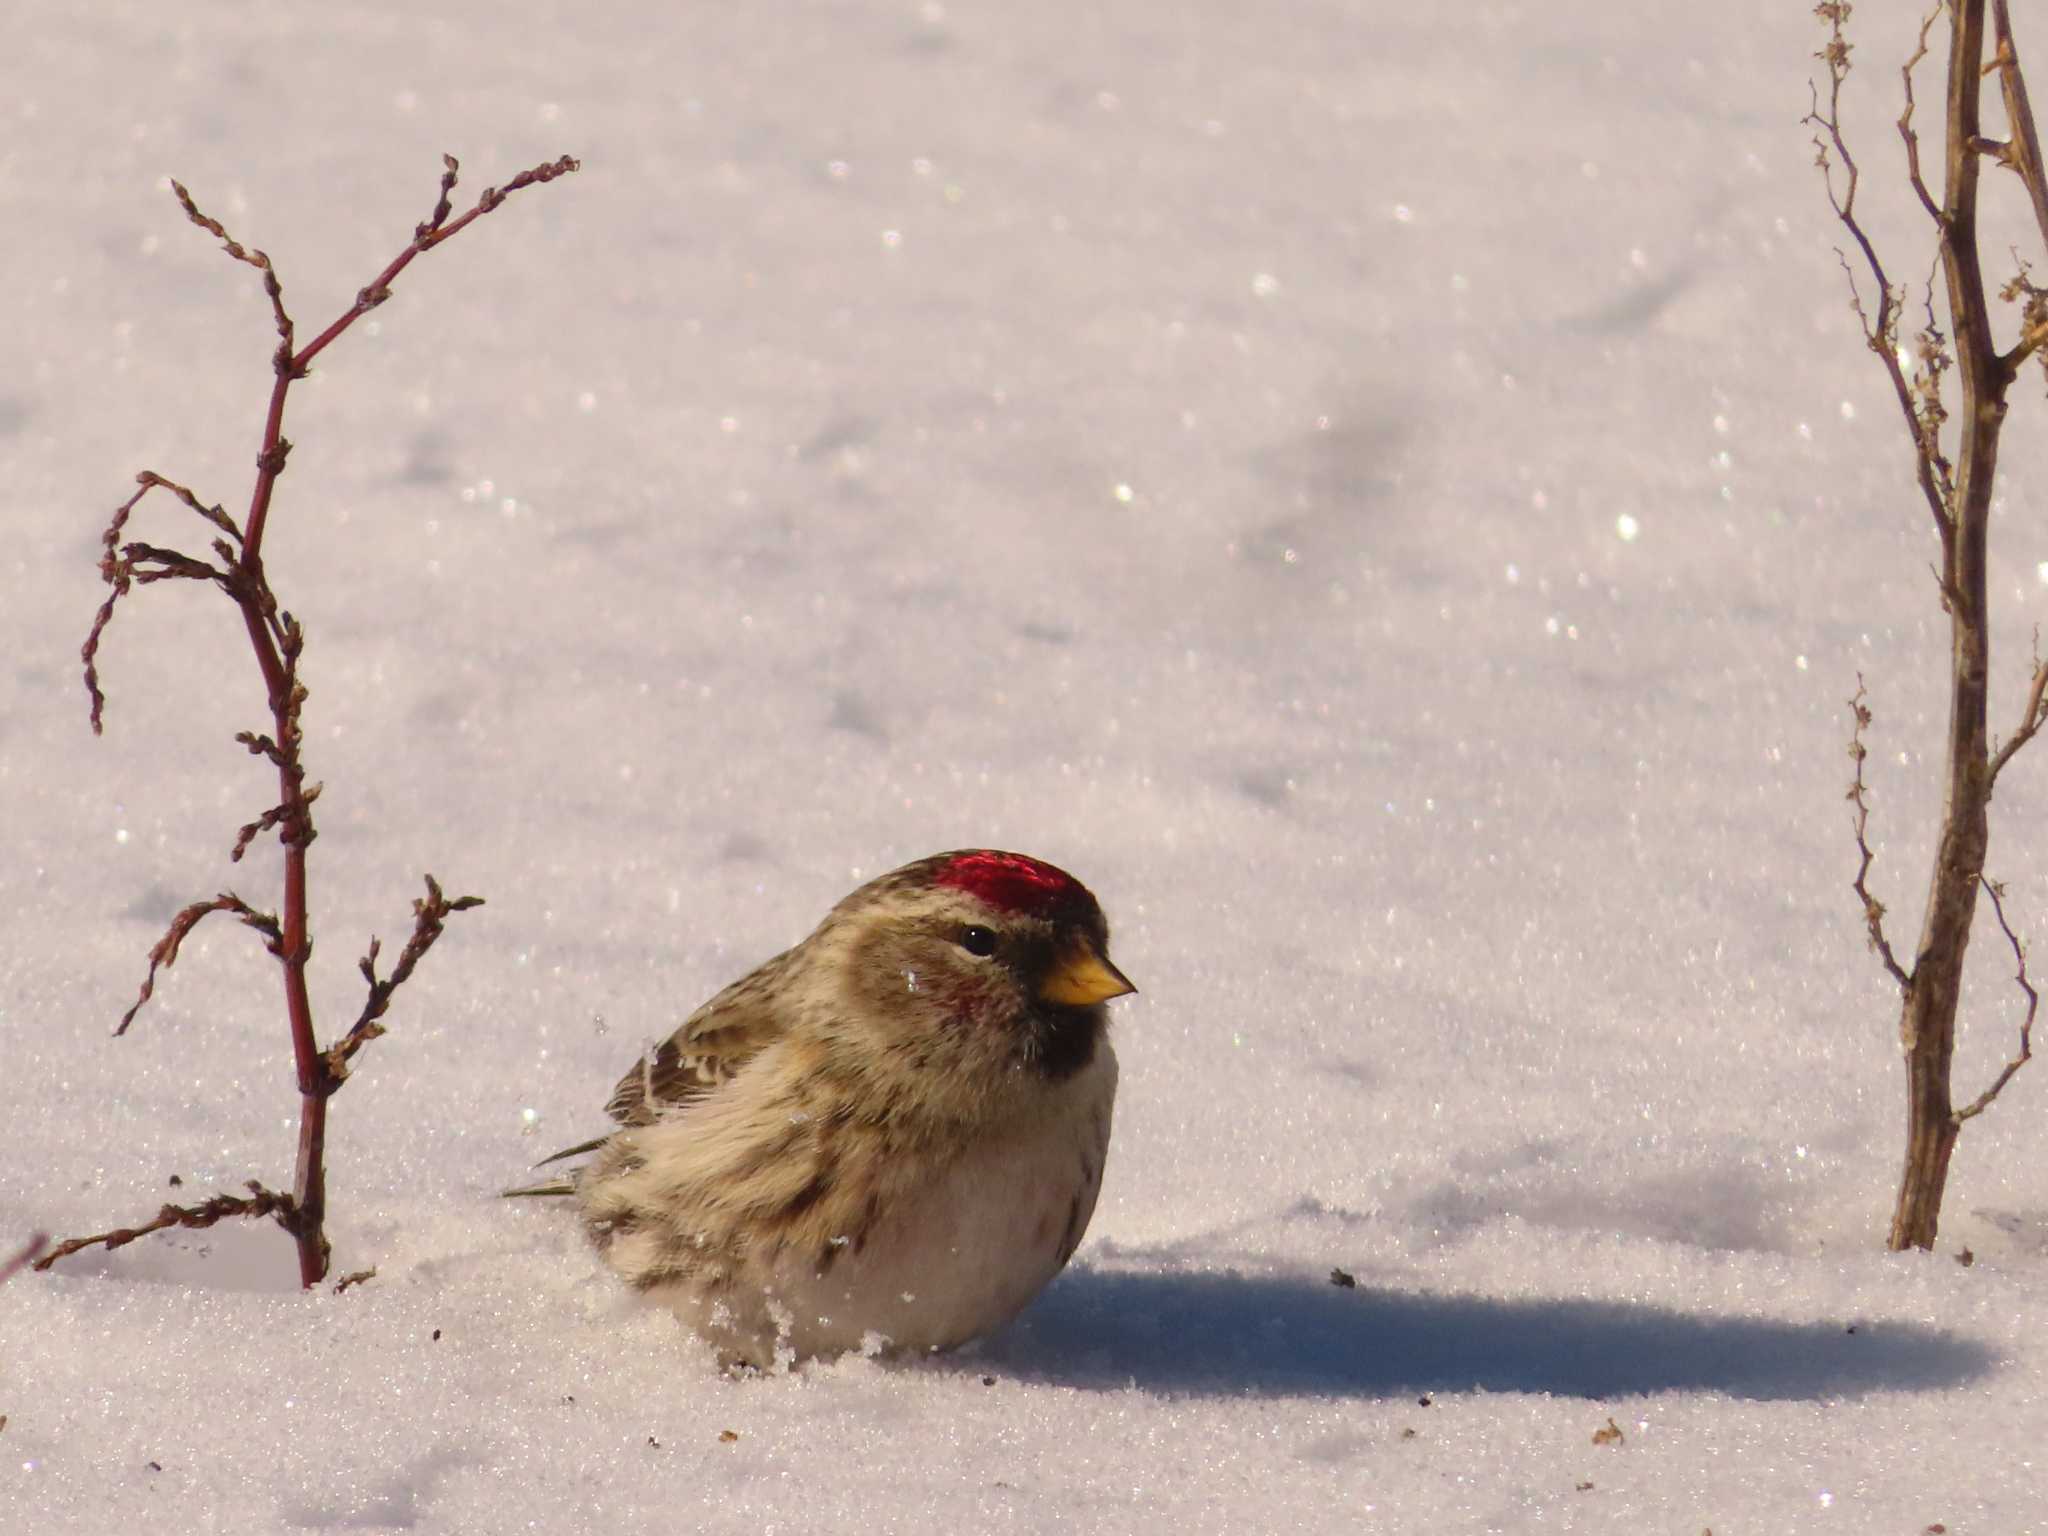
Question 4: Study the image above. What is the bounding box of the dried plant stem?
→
[1812,1,2047,1250]
[31,1185,299,1272]
[211,157,565,1286]
[1847,678,1911,990]
[1884,0,2002,1256]
[1957,875,2038,1121]
[61,153,574,1288]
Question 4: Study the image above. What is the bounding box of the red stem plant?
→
[38,153,579,1288]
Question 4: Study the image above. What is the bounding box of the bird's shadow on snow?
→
[975,1267,1996,1402]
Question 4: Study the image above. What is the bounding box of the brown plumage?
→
[510,850,1135,1367]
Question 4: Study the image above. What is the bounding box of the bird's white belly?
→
[656,1046,1115,1365]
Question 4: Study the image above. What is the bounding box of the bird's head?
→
[818,849,1135,1098]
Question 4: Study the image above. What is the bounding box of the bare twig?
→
[81,481,151,734]
[81,472,246,734]
[1954,875,2037,1120]
[33,1183,299,1272]
[1807,6,1959,545]
[1847,677,1914,991]
[332,1266,378,1294]
[0,1234,49,1286]
[1912,265,1960,502]
[234,729,288,768]
[417,154,461,242]
[1989,633,2048,783]
[324,876,484,1082]
[288,154,580,381]
[231,782,324,863]
[70,151,573,1287]
[1817,0,2039,1249]
[1991,1,2048,250]
[1986,3,2048,380]
[1901,5,1950,223]
[124,471,245,545]
[1998,259,2048,375]
[120,541,235,590]
[117,893,285,1036]
[171,182,292,349]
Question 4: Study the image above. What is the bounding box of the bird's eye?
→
[958,925,998,957]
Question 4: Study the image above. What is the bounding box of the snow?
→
[5,0,2048,1529]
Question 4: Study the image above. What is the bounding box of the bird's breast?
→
[722,1039,1119,1362]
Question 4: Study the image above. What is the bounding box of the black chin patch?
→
[1028,1005,1102,1081]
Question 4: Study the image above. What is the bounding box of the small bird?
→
[509,849,1135,1367]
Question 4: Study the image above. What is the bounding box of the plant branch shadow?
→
[973,1266,1997,1401]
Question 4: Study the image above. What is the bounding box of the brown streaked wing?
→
[603,949,798,1125]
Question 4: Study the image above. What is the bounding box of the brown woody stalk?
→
[1809,1,2048,1250]
[62,153,576,1287]
[33,1184,299,1273]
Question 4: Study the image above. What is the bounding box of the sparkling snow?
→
[5,2,2048,1531]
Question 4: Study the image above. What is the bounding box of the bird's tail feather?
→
[500,1176,579,1199]
[501,1134,614,1198]
[534,1135,608,1168]
[501,1133,610,1197]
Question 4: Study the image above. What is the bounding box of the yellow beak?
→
[1039,938,1137,1006]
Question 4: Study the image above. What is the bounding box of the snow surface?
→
[6,0,2048,1530]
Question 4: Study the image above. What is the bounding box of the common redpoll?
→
[509,850,1135,1367]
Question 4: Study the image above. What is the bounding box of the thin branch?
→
[230,782,324,862]
[1910,262,1960,506]
[80,472,244,733]
[1901,4,1950,224]
[0,1233,49,1286]
[81,485,147,734]
[1955,874,2037,1120]
[78,152,574,1288]
[121,541,234,589]
[1807,10,1959,543]
[33,1183,299,1272]
[1848,677,1914,992]
[116,893,285,1036]
[1990,634,2048,783]
[142,470,243,544]
[2004,316,2048,375]
[171,181,293,354]
[416,154,461,241]
[1991,0,2048,252]
[1996,253,2048,376]
[323,876,484,1082]
[421,154,581,249]
[290,153,580,378]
